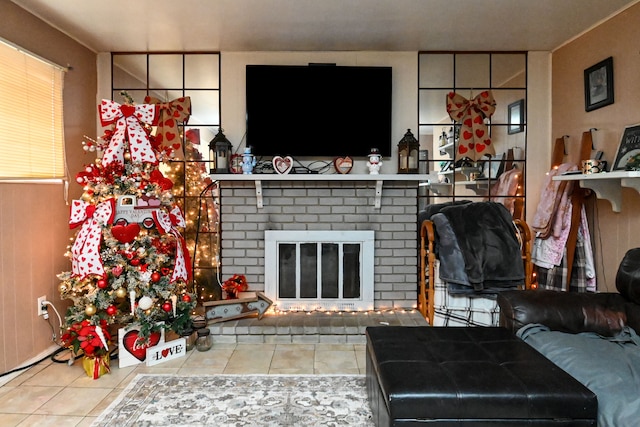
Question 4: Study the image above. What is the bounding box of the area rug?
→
[92,374,374,426]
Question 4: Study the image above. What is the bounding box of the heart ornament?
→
[333,156,353,174]
[273,156,293,174]
[122,330,162,362]
[111,223,141,243]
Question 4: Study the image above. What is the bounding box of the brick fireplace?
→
[217,178,419,310]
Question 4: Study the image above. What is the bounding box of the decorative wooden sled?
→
[203,291,273,323]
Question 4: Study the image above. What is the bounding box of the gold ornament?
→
[85,304,97,316]
[115,287,127,298]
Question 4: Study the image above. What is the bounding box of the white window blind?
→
[0,39,66,179]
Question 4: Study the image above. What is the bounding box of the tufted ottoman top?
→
[366,326,597,422]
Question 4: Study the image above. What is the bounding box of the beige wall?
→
[0,0,97,374]
[551,3,640,291]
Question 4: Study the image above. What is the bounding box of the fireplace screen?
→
[265,231,374,311]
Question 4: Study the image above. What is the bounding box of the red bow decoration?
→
[446,91,496,161]
[69,199,115,279]
[149,169,173,191]
[98,99,157,165]
[144,96,192,160]
[153,205,191,283]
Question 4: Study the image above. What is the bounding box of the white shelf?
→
[439,142,455,156]
[210,173,428,208]
[553,171,640,212]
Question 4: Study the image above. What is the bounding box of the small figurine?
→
[367,148,383,175]
[241,147,257,174]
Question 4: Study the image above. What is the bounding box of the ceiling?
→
[10,0,639,53]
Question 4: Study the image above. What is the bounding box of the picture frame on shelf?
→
[507,99,524,134]
[584,57,614,112]
[481,152,505,179]
[611,124,640,171]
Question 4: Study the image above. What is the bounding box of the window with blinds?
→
[0,39,66,179]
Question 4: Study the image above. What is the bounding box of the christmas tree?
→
[58,95,197,355]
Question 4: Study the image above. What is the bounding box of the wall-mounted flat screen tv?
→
[246,64,392,158]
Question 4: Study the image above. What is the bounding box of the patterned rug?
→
[92,374,374,426]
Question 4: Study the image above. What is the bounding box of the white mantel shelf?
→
[209,173,427,208]
[553,171,640,212]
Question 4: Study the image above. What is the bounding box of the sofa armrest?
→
[498,290,628,336]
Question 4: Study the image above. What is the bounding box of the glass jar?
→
[180,328,196,352]
[195,328,212,352]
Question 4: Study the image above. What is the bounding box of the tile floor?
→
[0,342,366,426]
[0,310,428,426]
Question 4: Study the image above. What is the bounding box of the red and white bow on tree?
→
[446,91,497,161]
[69,199,115,279]
[99,99,158,165]
[153,205,191,283]
[144,96,192,159]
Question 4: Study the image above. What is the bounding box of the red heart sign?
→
[123,330,162,362]
[111,223,141,243]
[333,156,353,174]
[273,156,293,174]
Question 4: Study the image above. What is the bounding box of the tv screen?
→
[246,65,392,158]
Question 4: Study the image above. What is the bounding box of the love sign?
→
[146,338,186,366]
[118,324,165,368]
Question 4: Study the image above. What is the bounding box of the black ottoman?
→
[366,326,597,426]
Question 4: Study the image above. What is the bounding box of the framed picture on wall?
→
[584,57,614,112]
[611,124,640,171]
[507,99,524,134]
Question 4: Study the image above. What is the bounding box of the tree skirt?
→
[93,374,374,426]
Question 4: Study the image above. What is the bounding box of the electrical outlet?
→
[37,295,47,316]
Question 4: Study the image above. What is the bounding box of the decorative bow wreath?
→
[144,96,192,159]
[446,91,496,161]
[69,199,115,279]
[153,205,191,283]
[99,100,157,165]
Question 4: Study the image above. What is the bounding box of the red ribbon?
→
[69,199,115,279]
[89,355,110,379]
[153,205,191,282]
[144,96,192,159]
[99,100,157,165]
[446,91,496,161]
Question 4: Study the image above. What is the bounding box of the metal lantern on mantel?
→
[397,129,420,174]
[209,128,233,174]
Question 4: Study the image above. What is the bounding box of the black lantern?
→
[397,129,420,174]
[209,128,233,174]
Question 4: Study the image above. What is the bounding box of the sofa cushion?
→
[518,323,640,427]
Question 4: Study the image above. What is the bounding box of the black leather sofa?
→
[497,248,640,426]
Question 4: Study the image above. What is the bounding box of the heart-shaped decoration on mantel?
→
[273,156,293,174]
[333,156,353,174]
